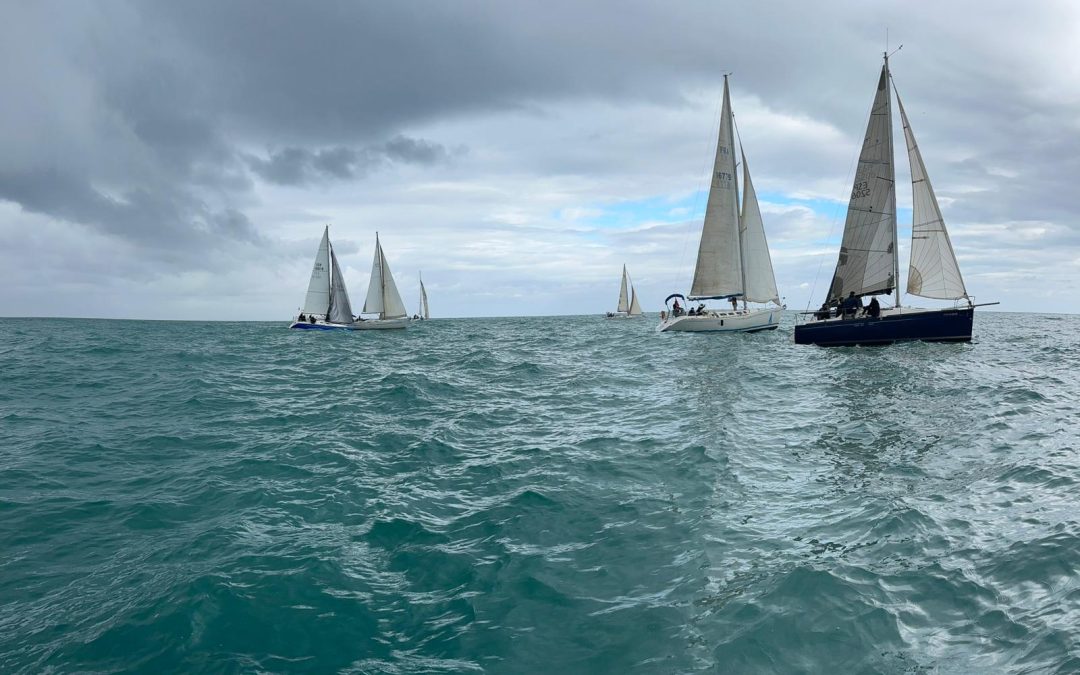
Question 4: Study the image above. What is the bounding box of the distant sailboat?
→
[605,265,644,318]
[658,75,784,333]
[290,225,362,331]
[413,273,430,320]
[357,232,410,330]
[794,51,996,346]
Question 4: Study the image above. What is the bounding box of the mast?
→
[378,232,386,320]
[885,53,900,308]
[732,85,748,312]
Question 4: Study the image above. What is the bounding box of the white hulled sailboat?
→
[605,265,644,318]
[357,232,409,330]
[794,51,995,346]
[290,225,362,331]
[658,75,784,333]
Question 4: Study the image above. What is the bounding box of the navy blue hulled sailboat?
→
[794,52,995,347]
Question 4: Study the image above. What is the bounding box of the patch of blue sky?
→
[558,193,704,229]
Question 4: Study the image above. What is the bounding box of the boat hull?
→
[657,307,781,333]
[354,318,409,330]
[289,321,359,331]
[793,306,973,346]
[605,313,645,319]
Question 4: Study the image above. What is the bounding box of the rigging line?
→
[672,79,727,291]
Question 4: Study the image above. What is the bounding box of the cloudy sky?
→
[2,1,1077,319]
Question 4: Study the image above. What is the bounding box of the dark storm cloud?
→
[246,136,452,186]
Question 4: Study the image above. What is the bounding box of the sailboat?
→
[413,273,430,320]
[290,225,362,331]
[356,232,410,330]
[793,51,996,347]
[605,265,644,318]
[658,75,784,333]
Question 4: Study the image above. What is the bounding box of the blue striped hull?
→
[794,307,974,347]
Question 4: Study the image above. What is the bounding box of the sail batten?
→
[689,76,743,299]
[827,62,898,303]
[895,87,967,300]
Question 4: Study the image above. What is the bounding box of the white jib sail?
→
[302,226,331,316]
[738,151,780,304]
[896,89,967,300]
[327,245,354,323]
[629,287,642,316]
[828,62,898,303]
[419,276,430,319]
[364,234,409,319]
[690,75,743,299]
[617,265,630,313]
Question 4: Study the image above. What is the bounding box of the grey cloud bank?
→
[0,0,1077,319]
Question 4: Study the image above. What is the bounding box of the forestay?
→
[302,227,331,316]
[896,89,967,300]
[828,63,898,302]
[690,76,743,299]
[739,151,780,304]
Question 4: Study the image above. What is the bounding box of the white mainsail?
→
[419,274,430,319]
[828,62,898,303]
[738,151,780,304]
[363,234,409,319]
[326,245,354,323]
[690,75,743,299]
[629,287,642,316]
[896,89,967,300]
[617,265,630,313]
[302,226,331,316]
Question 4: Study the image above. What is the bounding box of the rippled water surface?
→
[2,313,1079,673]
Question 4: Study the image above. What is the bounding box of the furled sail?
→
[738,151,780,304]
[690,75,743,299]
[363,234,409,319]
[629,287,642,316]
[617,265,630,313]
[302,226,332,316]
[326,245,354,323]
[896,89,967,300]
[827,62,898,303]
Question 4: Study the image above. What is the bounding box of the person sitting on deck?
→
[842,292,862,318]
[298,313,306,322]
[729,297,738,311]
[687,306,696,316]
[309,315,316,324]
[866,296,881,318]
[814,302,830,321]
[672,299,683,317]
[698,303,707,316]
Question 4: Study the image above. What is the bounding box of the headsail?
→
[896,88,967,300]
[827,61,898,303]
[326,245,354,323]
[419,274,430,319]
[738,151,780,304]
[629,287,642,316]
[690,75,743,299]
[363,234,408,319]
[302,226,332,316]
[617,265,630,313]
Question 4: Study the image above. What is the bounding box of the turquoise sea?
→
[2,313,1078,673]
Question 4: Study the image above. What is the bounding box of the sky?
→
[1,0,1078,319]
